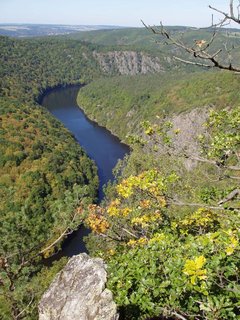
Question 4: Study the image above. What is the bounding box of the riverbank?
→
[41,85,129,259]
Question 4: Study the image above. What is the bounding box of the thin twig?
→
[16,294,34,319]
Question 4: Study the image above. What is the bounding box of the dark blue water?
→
[41,85,129,257]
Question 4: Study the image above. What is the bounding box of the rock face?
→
[148,107,209,170]
[39,253,118,320]
[94,51,165,75]
[169,107,209,170]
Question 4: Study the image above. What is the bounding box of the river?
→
[41,85,129,258]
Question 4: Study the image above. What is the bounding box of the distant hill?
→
[66,25,240,48]
[66,26,191,47]
[65,26,240,68]
[0,24,125,37]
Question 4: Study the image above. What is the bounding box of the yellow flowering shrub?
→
[85,169,178,244]
[116,170,168,199]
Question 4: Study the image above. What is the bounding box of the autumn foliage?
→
[85,107,240,319]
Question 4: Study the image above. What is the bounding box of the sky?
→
[0,0,233,28]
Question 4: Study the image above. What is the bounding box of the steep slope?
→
[0,33,170,318]
[67,26,240,69]
[77,71,240,141]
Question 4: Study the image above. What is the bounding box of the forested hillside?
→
[0,36,105,319]
[0,36,102,102]
[81,70,240,319]
[0,32,170,318]
[75,28,240,320]
[78,71,240,140]
[67,26,240,67]
[0,17,240,319]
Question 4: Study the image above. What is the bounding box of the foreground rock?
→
[39,253,118,320]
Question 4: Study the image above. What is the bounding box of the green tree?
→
[85,106,240,319]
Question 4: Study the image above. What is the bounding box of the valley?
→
[0,23,239,319]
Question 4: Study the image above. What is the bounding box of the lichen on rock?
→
[39,253,118,320]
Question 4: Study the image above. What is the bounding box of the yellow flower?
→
[158,196,167,207]
[174,128,181,135]
[108,249,115,256]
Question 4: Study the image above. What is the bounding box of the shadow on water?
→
[41,85,129,263]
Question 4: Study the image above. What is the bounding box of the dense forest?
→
[77,71,240,140]
[0,36,103,102]
[81,71,240,319]
[0,35,105,318]
[66,26,240,67]
[77,28,240,320]
[0,20,240,320]
[0,32,164,318]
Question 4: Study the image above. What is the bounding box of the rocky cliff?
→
[93,51,165,75]
[39,253,118,320]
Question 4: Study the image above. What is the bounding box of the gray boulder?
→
[39,253,118,320]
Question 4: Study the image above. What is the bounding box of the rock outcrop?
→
[146,107,210,170]
[169,107,209,169]
[39,253,118,320]
[94,51,165,75]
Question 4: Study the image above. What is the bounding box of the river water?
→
[41,85,129,257]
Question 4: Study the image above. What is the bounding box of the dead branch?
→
[15,293,34,319]
[218,188,240,205]
[172,312,188,320]
[122,228,138,238]
[39,227,70,255]
[187,155,240,171]
[229,175,240,180]
[167,199,225,211]
[147,22,240,72]
[142,1,240,73]
[40,210,81,255]
[173,56,214,68]
[209,0,240,25]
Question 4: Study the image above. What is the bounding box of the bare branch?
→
[218,188,240,205]
[122,228,138,239]
[39,228,70,255]
[172,312,188,320]
[143,1,240,73]
[209,1,240,24]
[230,0,235,18]
[173,56,213,68]
[229,175,240,180]
[16,294,34,319]
[187,155,240,171]
[167,199,225,211]
[40,210,81,255]
[146,22,240,72]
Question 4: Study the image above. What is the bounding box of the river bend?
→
[41,85,129,257]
